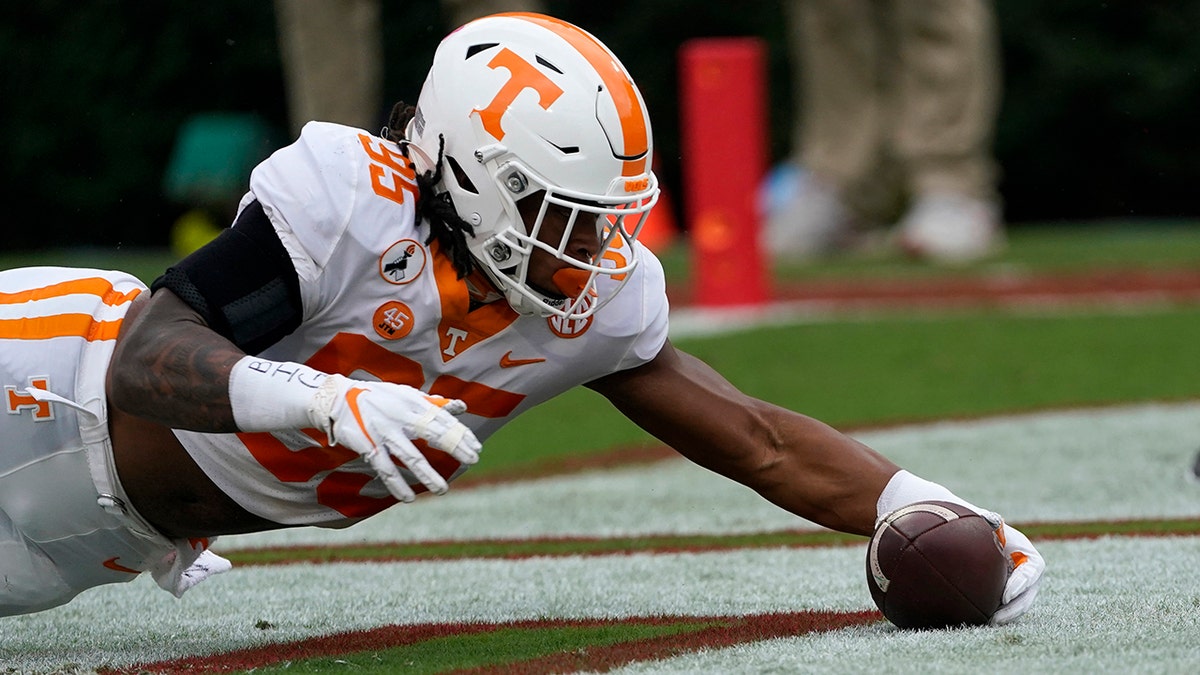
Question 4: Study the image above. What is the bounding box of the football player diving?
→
[0,13,1042,620]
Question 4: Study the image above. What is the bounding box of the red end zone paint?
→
[220,516,1200,569]
[454,611,880,675]
[104,611,882,675]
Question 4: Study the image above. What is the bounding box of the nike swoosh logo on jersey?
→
[103,557,140,574]
[499,351,546,368]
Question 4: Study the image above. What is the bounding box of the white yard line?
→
[3,402,1199,673]
[217,401,1200,550]
[599,538,1200,675]
[3,538,1198,673]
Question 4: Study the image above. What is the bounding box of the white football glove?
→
[982,513,1045,625]
[150,544,233,599]
[876,470,1045,625]
[307,374,481,503]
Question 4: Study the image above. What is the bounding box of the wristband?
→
[875,470,965,525]
[227,355,328,432]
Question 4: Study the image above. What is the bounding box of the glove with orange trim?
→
[307,374,481,503]
[984,515,1044,625]
[876,470,1045,625]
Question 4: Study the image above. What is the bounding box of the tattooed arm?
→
[108,290,244,431]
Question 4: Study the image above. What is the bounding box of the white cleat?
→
[895,193,1005,265]
[765,172,857,261]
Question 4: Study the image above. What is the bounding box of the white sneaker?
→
[895,193,1004,264]
[764,169,856,260]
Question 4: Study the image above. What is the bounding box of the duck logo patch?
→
[379,239,427,285]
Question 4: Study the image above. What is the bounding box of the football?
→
[866,500,1009,629]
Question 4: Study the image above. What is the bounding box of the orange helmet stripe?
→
[500,13,649,177]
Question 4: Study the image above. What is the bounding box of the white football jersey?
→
[175,122,669,527]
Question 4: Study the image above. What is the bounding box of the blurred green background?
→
[2,1,1198,253]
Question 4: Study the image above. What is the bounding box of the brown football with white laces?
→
[866,500,1009,629]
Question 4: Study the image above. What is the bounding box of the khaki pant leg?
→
[274,0,385,135]
[890,0,1001,200]
[786,0,884,188]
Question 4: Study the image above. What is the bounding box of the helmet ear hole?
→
[445,155,479,194]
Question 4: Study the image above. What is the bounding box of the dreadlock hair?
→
[382,101,477,279]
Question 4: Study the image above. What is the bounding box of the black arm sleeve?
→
[151,200,304,354]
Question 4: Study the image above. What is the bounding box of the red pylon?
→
[680,38,769,307]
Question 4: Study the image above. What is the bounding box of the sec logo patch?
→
[379,239,427,285]
[547,294,595,339]
[373,301,415,340]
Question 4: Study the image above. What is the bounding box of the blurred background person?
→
[274,0,544,136]
[162,1,546,259]
[767,0,1004,264]
[275,0,385,134]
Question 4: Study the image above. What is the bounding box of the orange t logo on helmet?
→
[473,47,564,142]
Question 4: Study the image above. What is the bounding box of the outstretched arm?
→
[588,340,1044,623]
[586,340,899,536]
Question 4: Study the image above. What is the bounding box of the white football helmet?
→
[405,12,659,319]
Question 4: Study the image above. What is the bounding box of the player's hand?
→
[307,374,481,502]
[974,510,1045,625]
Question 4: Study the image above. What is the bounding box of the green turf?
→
[6,220,1200,287]
[996,221,1200,271]
[0,247,177,285]
[226,530,865,566]
[11,232,1195,477]
[8,225,1200,675]
[480,306,1200,475]
[484,222,1200,473]
[246,622,708,674]
[657,220,1200,283]
[224,519,1200,567]
[1024,518,1200,539]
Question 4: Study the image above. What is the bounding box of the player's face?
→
[517,194,600,300]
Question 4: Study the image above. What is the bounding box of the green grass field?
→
[3,222,1200,673]
[486,221,1200,473]
[8,218,1200,286]
[9,222,1200,475]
